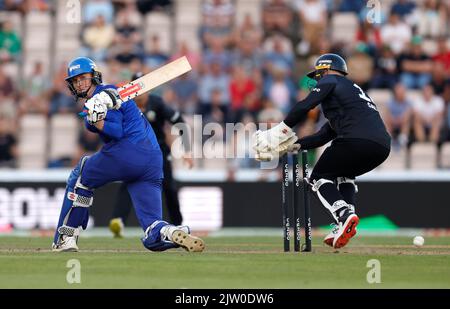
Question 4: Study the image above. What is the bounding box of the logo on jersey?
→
[311,87,321,93]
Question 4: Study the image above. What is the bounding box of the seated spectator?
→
[232,34,263,79]
[391,0,416,21]
[200,0,235,49]
[115,6,143,47]
[0,19,21,62]
[170,72,198,114]
[339,0,365,13]
[355,20,382,56]
[347,43,374,91]
[431,62,449,96]
[198,61,230,117]
[233,13,263,48]
[48,62,77,115]
[380,12,412,55]
[432,36,450,76]
[82,14,115,63]
[384,84,412,150]
[203,39,232,73]
[0,64,16,118]
[416,0,447,38]
[262,0,294,36]
[371,45,399,89]
[398,36,433,89]
[263,34,294,77]
[171,41,202,72]
[294,0,327,54]
[19,61,49,115]
[263,65,296,114]
[136,0,172,14]
[83,0,114,24]
[412,84,444,144]
[229,66,259,122]
[203,87,228,125]
[0,115,16,168]
[144,34,169,70]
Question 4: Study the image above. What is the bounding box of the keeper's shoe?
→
[171,229,205,252]
[332,209,359,249]
[52,235,79,252]
[323,224,339,247]
[109,218,124,238]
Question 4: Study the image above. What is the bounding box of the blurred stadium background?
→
[0,0,450,235]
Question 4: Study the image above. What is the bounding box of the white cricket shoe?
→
[161,225,205,252]
[52,235,79,252]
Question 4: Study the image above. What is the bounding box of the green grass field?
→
[0,235,449,288]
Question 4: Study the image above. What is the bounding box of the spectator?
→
[83,0,114,24]
[398,36,433,89]
[384,83,412,150]
[229,65,258,122]
[48,62,77,115]
[431,62,449,96]
[233,13,263,47]
[144,34,169,70]
[263,34,294,76]
[200,0,235,49]
[231,34,263,80]
[198,61,230,117]
[0,115,16,168]
[355,20,382,56]
[19,61,49,115]
[432,36,450,76]
[170,72,198,114]
[416,0,447,38]
[0,68,16,118]
[339,0,365,13]
[412,84,444,144]
[171,41,202,72]
[347,43,374,91]
[0,19,21,62]
[371,45,399,89]
[380,12,412,55]
[294,0,327,54]
[82,14,115,62]
[391,0,416,21]
[115,6,143,47]
[136,0,172,14]
[262,0,294,36]
[203,39,232,72]
[263,65,296,114]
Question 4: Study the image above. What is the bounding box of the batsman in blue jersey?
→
[52,57,205,253]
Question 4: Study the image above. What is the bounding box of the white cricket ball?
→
[413,236,425,247]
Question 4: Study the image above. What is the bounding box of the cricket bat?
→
[79,56,191,117]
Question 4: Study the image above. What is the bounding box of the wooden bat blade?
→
[117,56,192,101]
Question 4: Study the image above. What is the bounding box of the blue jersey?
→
[85,84,160,150]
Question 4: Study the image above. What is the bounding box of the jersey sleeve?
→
[297,121,337,150]
[284,77,337,128]
[101,110,124,140]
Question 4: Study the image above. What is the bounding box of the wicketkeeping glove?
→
[253,121,298,153]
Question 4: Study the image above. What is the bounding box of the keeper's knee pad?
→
[53,156,94,245]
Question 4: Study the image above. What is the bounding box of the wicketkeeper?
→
[254,54,391,249]
[52,57,204,252]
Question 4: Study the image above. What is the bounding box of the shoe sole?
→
[171,230,205,252]
[323,237,334,247]
[333,215,359,249]
[109,220,123,238]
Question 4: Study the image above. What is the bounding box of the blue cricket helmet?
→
[65,57,102,98]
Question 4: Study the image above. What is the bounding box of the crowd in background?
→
[1,0,450,170]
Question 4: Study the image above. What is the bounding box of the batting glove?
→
[84,99,108,124]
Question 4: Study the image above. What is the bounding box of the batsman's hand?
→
[101,88,123,110]
[252,121,298,159]
[84,99,108,124]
